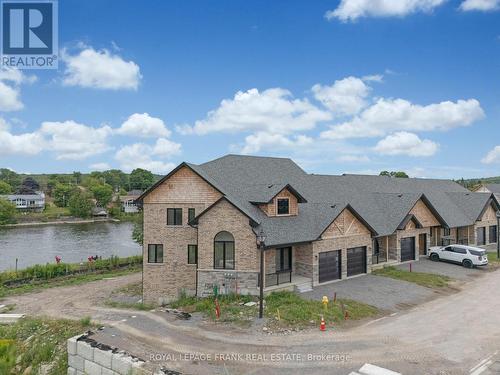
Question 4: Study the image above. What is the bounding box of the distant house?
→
[0,192,45,212]
[120,190,143,213]
[92,207,109,218]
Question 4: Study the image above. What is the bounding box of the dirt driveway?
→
[3,269,500,374]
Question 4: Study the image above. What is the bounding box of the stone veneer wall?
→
[294,243,313,278]
[67,334,148,375]
[258,187,299,217]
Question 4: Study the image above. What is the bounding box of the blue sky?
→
[1,0,499,178]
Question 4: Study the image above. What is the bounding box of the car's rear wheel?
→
[430,253,440,261]
[463,259,473,268]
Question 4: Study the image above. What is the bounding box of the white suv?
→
[428,244,488,268]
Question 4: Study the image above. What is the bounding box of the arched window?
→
[214,231,235,269]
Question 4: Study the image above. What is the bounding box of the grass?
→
[13,204,71,223]
[487,252,500,263]
[170,291,378,328]
[0,267,140,299]
[0,317,94,375]
[373,266,451,288]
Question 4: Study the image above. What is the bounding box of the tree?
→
[19,177,40,192]
[129,168,154,190]
[0,199,16,225]
[379,171,409,178]
[90,184,113,207]
[73,171,82,185]
[0,181,12,194]
[132,212,143,245]
[101,169,129,191]
[0,168,21,191]
[53,184,75,207]
[68,191,93,218]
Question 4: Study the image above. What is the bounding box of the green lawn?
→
[170,291,378,328]
[0,317,93,375]
[487,252,500,263]
[373,266,451,288]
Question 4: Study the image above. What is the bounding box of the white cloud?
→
[320,98,484,139]
[240,132,313,154]
[61,46,141,90]
[0,68,36,112]
[178,88,331,136]
[117,113,171,138]
[39,120,113,160]
[481,146,500,164]
[0,118,45,155]
[312,76,373,116]
[326,0,447,22]
[373,131,439,157]
[90,162,111,171]
[460,0,500,11]
[337,154,371,162]
[115,138,181,174]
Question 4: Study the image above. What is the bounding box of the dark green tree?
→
[129,168,154,190]
[53,184,75,207]
[0,181,12,194]
[132,212,143,245]
[68,191,93,218]
[0,168,21,190]
[0,199,17,224]
[90,184,113,207]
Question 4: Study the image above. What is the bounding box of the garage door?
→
[347,247,366,277]
[401,237,415,262]
[319,250,341,283]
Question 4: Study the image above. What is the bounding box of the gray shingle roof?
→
[485,184,500,194]
[144,155,499,247]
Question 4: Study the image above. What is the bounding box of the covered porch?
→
[263,245,313,293]
[371,235,399,267]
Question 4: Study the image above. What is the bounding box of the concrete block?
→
[68,355,84,371]
[77,340,94,361]
[67,367,76,375]
[94,348,113,369]
[101,368,119,375]
[84,359,103,375]
[0,313,25,324]
[67,337,78,356]
[111,353,132,375]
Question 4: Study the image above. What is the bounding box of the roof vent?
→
[398,194,403,198]
[268,184,274,189]
[330,204,336,208]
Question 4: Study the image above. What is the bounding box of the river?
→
[0,222,142,272]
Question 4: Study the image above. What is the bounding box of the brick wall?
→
[475,203,498,245]
[196,198,259,296]
[143,166,222,304]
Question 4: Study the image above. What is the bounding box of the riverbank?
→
[1,217,120,228]
[0,255,142,298]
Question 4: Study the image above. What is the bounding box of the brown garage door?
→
[401,237,415,262]
[319,250,341,283]
[347,247,366,277]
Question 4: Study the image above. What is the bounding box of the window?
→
[276,247,292,272]
[469,249,485,256]
[148,244,163,263]
[489,225,497,244]
[214,231,235,269]
[443,227,451,236]
[452,246,467,254]
[277,198,290,215]
[188,208,196,222]
[188,245,198,264]
[167,208,182,225]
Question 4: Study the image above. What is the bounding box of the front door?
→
[477,227,486,246]
[319,250,341,283]
[276,247,292,272]
[419,233,427,255]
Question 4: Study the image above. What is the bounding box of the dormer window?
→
[277,198,290,215]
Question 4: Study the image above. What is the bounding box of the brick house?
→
[138,155,500,305]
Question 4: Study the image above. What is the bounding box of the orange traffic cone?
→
[320,315,326,331]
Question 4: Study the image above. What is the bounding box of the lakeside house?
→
[0,192,45,212]
[120,190,143,213]
[137,155,500,305]
[475,184,500,203]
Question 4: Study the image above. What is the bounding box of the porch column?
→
[386,236,389,261]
